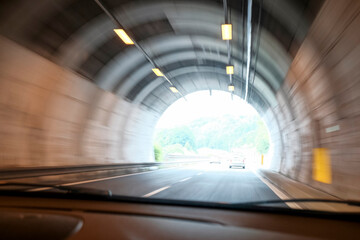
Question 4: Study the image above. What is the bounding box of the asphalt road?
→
[71,164,281,203]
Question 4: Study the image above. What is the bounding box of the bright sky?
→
[156,90,259,129]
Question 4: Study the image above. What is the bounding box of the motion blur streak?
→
[0,0,359,202]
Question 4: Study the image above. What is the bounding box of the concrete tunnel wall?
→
[0,36,159,167]
[0,0,359,200]
[276,0,360,200]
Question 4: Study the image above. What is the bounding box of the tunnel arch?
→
[4,0,360,201]
[0,0,312,172]
[50,0,305,71]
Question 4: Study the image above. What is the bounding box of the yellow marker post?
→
[313,148,332,184]
[261,154,264,166]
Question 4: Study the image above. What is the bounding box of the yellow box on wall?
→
[313,148,332,184]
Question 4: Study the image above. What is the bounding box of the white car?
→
[229,155,245,169]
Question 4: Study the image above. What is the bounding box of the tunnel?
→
[0,0,359,202]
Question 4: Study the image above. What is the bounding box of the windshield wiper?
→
[231,198,360,207]
[0,182,112,197]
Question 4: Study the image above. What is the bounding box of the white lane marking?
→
[253,171,302,209]
[179,177,192,182]
[27,171,157,192]
[196,172,203,176]
[143,186,170,197]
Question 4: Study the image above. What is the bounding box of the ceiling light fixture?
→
[169,86,179,93]
[114,29,134,45]
[152,68,164,77]
[228,84,235,92]
[221,24,232,40]
[226,66,234,75]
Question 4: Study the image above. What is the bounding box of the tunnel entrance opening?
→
[153,90,272,170]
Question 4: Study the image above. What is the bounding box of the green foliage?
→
[155,114,270,155]
[189,114,260,151]
[155,126,195,150]
[254,120,270,154]
[154,144,163,162]
[163,144,185,154]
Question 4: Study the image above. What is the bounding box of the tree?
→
[154,144,163,162]
[155,114,270,155]
[254,120,270,154]
[155,126,195,149]
[163,144,185,154]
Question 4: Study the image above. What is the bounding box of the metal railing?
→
[0,159,208,180]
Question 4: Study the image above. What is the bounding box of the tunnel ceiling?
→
[0,0,323,115]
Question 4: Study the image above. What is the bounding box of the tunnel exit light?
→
[226,66,234,75]
[228,84,235,92]
[169,86,179,93]
[152,68,164,77]
[114,29,134,45]
[221,24,232,40]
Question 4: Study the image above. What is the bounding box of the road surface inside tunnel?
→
[63,164,283,204]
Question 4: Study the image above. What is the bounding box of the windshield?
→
[0,0,359,214]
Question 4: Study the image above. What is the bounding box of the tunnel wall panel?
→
[0,36,158,168]
[277,0,360,200]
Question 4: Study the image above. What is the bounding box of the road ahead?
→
[69,164,281,203]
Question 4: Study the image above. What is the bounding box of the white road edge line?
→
[179,177,192,182]
[196,172,202,176]
[253,170,303,209]
[27,170,158,192]
[143,186,170,197]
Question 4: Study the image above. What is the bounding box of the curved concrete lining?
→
[54,1,297,70]
[94,31,290,95]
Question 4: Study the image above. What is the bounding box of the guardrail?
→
[0,159,208,180]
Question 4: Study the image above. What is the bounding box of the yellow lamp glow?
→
[228,84,235,92]
[114,29,134,45]
[226,66,234,75]
[152,68,164,77]
[169,86,179,93]
[221,24,232,40]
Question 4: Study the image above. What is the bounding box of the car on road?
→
[229,155,246,169]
